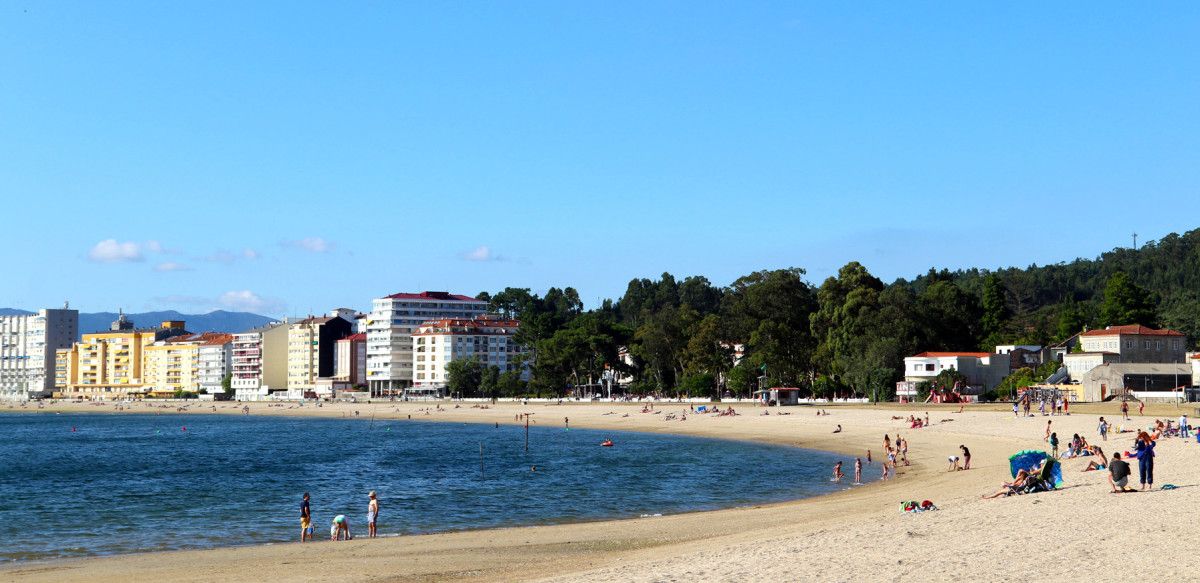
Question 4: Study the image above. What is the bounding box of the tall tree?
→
[1100,271,1156,327]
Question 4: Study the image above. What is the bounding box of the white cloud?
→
[461,245,506,262]
[243,248,260,260]
[282,237,332,253]
[145,240,164,253]
[88,239,144,263]
[218,290,285,314]
[153,261,192,272]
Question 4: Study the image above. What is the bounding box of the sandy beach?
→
[2,399,1197,582]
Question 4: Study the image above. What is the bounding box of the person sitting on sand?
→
[1109,452,1132,493]
[833,425,842,433]
[1083,446,1107,472]
[982,469,1031,499]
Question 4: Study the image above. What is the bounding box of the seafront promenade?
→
[2,400,1198,582]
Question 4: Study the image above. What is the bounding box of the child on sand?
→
[1044,420,1052,441]
[1098,417,1109,441]
[948,455,960,471]
[1049,432,1059,458]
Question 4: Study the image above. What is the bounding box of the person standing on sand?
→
[367,491,379,538]
[960,445,971,470]
[1013,401,1019,417]
[1180,414,1190,439]
[1099,417,1109,441]
[1121,401,1129,420]
[1131,431,1156,491]
[1138,401,1145,416]
[300,492,313,542]
[1049,432,1059,458]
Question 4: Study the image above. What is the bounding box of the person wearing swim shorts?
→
[300,492,312,542]
[367,491,379,538]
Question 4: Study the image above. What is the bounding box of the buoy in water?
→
[601,440,614,447]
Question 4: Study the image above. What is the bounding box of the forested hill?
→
[472,227,1200,401]
[906,228,1200,346]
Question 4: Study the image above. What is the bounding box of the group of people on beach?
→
[300,491,380,542]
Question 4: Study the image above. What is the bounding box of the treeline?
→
[448,227,1200,401]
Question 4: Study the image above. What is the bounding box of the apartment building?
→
[365,291,488,397]
[198,334,233,394]
[231,322,289,400]
[411,316,523,392]
[56,319,190,399]
[335,333,367,387]
[0,306,78,400]
[287,312,354,393]
[142,332,233,396]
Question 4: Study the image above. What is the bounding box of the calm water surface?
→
[0,412,850,561]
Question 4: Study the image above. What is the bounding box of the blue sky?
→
[2,2,1198,316]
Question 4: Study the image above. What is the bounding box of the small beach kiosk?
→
[754,387,801,406]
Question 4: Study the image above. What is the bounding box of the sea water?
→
[0,412,849,561]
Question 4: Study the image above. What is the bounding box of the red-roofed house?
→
[1076,325,1186,363]
[902,351,1011,395]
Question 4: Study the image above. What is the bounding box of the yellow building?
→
[142,332,232,396]
[55,319,189,399]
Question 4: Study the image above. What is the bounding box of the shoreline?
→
[3,400,1198,582]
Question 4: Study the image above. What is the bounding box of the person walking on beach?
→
[1098,417,1109,441]
[300,492,313,542]
[1121,400,1129,420]
[1138,401,1145,416]
[1013,401,1019,417]
[1044,420,1052,442]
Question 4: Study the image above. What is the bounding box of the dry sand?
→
[2,399,1197,582]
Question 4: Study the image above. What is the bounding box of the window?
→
[924,364,935,372]
[1144,341,1151,349]
[1155,341,1162,351]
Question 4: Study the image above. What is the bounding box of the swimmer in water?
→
[833,461,844,481]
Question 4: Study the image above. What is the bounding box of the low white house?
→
[902,351,1011,393]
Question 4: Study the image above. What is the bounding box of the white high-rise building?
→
[365,291,488,397]
[0,306,78,400]
[197,335,233,394]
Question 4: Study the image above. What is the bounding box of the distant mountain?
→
[1,309,276,339]
[77,310,276,336]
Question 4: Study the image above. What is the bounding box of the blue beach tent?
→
[1008,449,1063,488]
